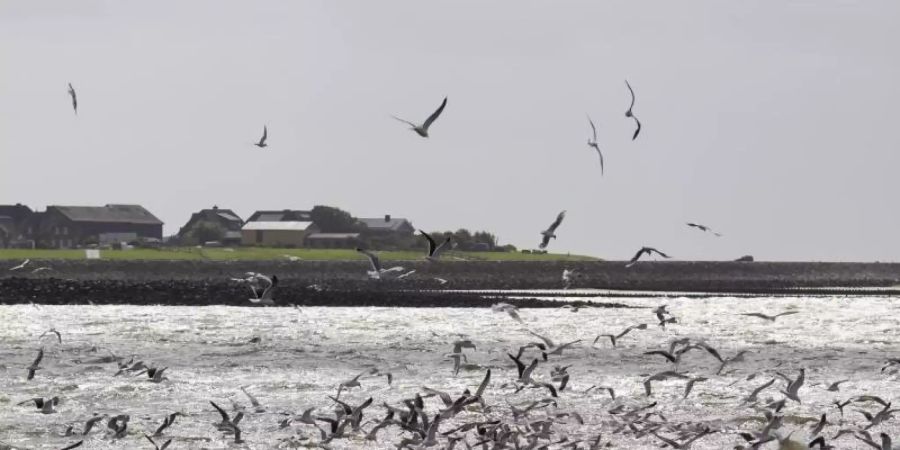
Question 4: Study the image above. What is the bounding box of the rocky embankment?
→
[2,260,900,305]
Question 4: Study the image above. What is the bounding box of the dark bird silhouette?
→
[144,433,172,450]
[624,80,641,140]
[739,311,799,322]
[586,116,604,175]
[686,222,722,237]
[392,97,447,138]
[254,125,268,148]
[539,211,566,250]
[67,83,78,114]
[59,441,84,450]
[26,347,44,380]
[626,247,671,267]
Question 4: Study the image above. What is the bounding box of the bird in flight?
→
[624,80,641,140]
[356,248,412,280]
[67,83,78,114]
[254,125,268,148]
[9,259,30,271]
[418,230,452,262]
[586,116,604,175]
[686,222,722,237]
[739,311,799,322]
[626,247,671,267]
[26,347,44,380]
[392,96,447,138]
[539,211,566,250]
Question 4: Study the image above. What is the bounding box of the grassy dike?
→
[0,247,598,262]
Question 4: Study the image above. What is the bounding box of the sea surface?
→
[2,294,900,449]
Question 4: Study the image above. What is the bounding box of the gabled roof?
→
[242,221,312,231]
[0,204,33,223]
[49,204,163,225]
[358,217,412,231]
[247,210,312,222]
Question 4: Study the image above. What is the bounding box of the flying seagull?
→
[26,347,44,380]
[586,116,604,175]
[739,311,799,322]
[254,125,268,148]
[392,96,447,138]
[68,83,78,114]
[539,211,566,250]
[9,259,30,271]
[624,80,641,140]
[418,230,452,261]
[356,248,411,279]
[686,222,722,237]
[626,246,671,267]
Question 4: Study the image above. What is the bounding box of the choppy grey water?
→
[2,295,900,449]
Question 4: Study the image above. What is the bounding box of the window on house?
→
[63,227,68,235]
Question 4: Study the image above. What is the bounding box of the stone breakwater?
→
[2,259,900,305]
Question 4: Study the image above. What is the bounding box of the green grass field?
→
[0,247,598,262]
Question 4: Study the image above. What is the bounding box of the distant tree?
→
[191,222,226,244]
[310,205,360,233]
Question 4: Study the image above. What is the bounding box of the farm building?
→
[241,220,314,247]
[0,204,35,248]
[33,204,163,248]
[177,206,243,245]
[358,215,415,235]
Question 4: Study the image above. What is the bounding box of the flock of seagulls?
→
[11,297,900,450]
[60,83,729,261]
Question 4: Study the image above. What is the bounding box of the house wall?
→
[241,229,308,247]
[37,209,163,248]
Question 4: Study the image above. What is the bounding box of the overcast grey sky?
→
[2,1,899,261]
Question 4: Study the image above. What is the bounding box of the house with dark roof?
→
[177,206,244,245]
[358,215,415,235]
[246,209,312,223]
[34,204,163,248]
[0,204,35,248]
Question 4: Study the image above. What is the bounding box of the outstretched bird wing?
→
[625,80,636,112]
[629,247,648,264]
[547,211,566,233]
[418,230,437,256]
[356,248,382,272]
[68,83,78,113]
[649,248,671,259]
[422,97,448,131]
[259,126,267,145]
[431,237,452,259]
[588,116,598,141]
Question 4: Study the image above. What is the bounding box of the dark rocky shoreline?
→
[2,260,900,305]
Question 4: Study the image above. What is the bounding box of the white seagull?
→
[356,248,411,280]
[418,230,452,262]
[232,273,277,305]
[539,211,566,250]
[9,259,30,271]
[392,97,447,138]
[586,116,604,175]
[254,125,268,148]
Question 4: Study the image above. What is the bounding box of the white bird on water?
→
[392,97,448,138]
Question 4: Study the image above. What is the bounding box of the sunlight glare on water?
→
[2,295,900,449]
